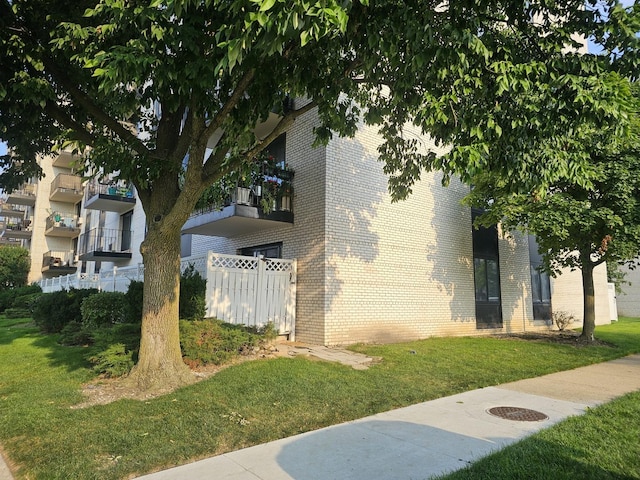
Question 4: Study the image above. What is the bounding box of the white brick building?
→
[2,107,612,345]
[182,108,612,345]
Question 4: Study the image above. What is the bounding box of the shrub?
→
[179,319,274,366]
[179,264,207,320]
[553,311,576,331]
[12,292,42,313]
[125,280,144,323]
[81,292,128,329]
[88,343,134,377]
[4,307,31,319]
[32,288,99,333]
[92,322,141,355]
[0,284,42,313]
[59,321,93,346]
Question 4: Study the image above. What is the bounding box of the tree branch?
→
[200,68,256,144]
[44,101,96,146]
[41,57,152,158]
[243,99,318,160]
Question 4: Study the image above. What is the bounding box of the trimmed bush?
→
[125,280,144,323]
[0,284,42,313]
[180,319,274,366]
[91,322,141,355]
[32,288,99,333]
[12,292,42,313]
[59,321,93,346]
[4,307,31,319]
[179,264,206,320]
[88,343,134,377]
[81,292,128,329]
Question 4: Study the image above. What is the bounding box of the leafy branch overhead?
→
[0,0,638,387]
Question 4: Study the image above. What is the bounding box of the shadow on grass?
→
[31,335,92,373]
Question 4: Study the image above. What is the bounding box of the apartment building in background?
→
[1,104,614,345]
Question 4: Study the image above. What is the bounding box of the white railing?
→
[36,252,296,336]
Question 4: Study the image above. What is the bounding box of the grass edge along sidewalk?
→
[0,317,639,480]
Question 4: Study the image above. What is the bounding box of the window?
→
[529,235,552,320]
[121,211,133,251]
[239,242,283,259]
[472,210,502,328]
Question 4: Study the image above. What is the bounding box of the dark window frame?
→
[472,210,503,329]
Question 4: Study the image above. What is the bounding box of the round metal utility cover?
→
[487,406,548,422]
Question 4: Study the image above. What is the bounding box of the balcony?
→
[84,180,136,214]
[0,220,32,240]
[78,227,132,262]
[49,173,83,203]
[51,150,79,169]
[6,184,37,206]
[42,250,78,276]
[182,162,294,238]
[44,211,81,238]
[0,203,26,220]
[0,236,24,247]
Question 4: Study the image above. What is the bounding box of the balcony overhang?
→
[3,228,32,240]
[78,250,132,262]
[44,225,81,238]
[52,151,78,169]
[49,188,83,204]
[42,264,78,275]
[6,192,35,207]
[84,193,136,214]
[182,204,293,238]
[0,207,25,219]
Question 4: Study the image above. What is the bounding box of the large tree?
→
[466,81,640,342]
[1,0,638,391]
[0,246,30,290]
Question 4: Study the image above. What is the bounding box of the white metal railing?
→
[36,252,296,336]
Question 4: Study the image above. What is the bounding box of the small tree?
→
[0,246,30,290]
[467,82,640,342]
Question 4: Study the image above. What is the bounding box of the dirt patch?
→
[72,346,291,409]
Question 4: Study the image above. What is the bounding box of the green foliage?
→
[3,307,31,319]
[0,284,42,313]
[32,288,100,333]
[88,343,134,378]
[0,247,30,290]
[80,292,128,329]
[59,321,93,346]
[125,280,144,323]
[91,322,141,356]
[179,319,273,366]
[2,0,639,383]
[179,264,207,320]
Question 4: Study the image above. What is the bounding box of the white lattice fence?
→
[37,252,297,337]
[205,253,296,337]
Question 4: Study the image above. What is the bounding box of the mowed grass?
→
[0,317,639,480]
[436,390,640,480]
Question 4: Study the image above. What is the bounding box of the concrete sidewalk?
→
[133,354,640,480]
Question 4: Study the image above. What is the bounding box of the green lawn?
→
[1,317,639,480]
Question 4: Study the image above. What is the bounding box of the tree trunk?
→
[580,260,596,342]
[127,219,194,392]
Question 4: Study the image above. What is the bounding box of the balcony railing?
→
[78,227,132,262]
[49,173,83,203]
[0,219,32,239]
[42,250,77,275]
[0,203,27,219]
[44,211,81,238]
[84,180,136,213]
[6,184,37,206]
